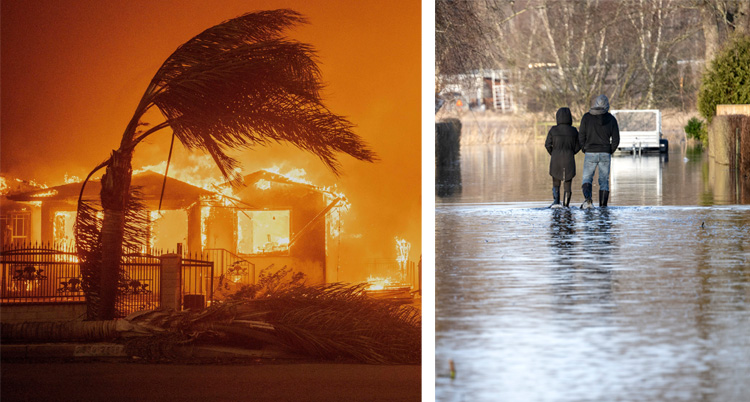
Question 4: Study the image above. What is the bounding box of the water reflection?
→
[440,144,748,206]
[436,205,750,401]
[437,140,750,402]
[549,209,614,315]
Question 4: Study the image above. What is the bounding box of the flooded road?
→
[437,144,743,206]
[436,145,750,401]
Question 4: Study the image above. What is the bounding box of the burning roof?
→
[0,175,47,197]
[6,171,214,208]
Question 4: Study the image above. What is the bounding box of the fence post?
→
[159,253,182,311]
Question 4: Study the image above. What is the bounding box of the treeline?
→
[437,0,750,115]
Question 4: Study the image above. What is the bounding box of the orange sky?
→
[1,0,422,279]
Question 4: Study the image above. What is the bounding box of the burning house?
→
[0,176,47,246]
[3,169,345,286]
[202,170,344,285]
[4,171,211,252]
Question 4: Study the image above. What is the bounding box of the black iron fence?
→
[0,244,83,303]
[200,249,255,282]
[1,243,214,312]
[182,257,214,309]
[119,252,161,314]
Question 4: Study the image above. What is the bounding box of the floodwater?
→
[436,144,750,401]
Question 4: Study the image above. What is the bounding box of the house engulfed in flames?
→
[3,170,345,285]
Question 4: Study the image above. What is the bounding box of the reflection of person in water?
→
[545,107,581,208]
[580,209,615,304]
[549,209,615,311]
[549,209,576,255]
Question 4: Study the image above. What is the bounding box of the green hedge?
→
[698,35,750,123]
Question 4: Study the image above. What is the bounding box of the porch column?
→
[159,254,182,310]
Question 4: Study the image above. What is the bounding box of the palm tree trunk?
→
[98,148,133,320]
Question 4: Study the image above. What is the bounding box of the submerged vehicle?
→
[610,109,668,153]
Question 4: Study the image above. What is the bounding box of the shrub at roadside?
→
[684,117,708,146]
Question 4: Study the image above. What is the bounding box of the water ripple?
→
[436,204,750,402]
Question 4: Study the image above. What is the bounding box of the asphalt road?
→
[1,361,421,402]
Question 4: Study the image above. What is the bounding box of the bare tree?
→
[436,0,490,80]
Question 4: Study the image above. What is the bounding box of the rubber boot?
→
[581,183,593,209]
[563,191,572,207]
[600,190,609,207]
[550,186,562,208]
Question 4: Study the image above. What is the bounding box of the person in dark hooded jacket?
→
[578,94,619,208]
[545,107,580,208]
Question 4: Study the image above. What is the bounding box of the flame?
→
[134,154,231,193]
[396,237,411,264]
[149,210,163,250]
[130,156,351,252]
[0,175,48,196]
[255,179,271,190]
[366,275,396,291]
[32,189,58,197]
[200,206,211,250]
[53,211,75,246]
[63,173,81,184]
[395,237,411,283]
[264,166,313,185]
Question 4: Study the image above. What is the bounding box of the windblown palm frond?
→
[128,9,376,182]
[77,9,377,321]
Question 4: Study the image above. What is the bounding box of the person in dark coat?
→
[578,94,620,208]
[545,107,581,208]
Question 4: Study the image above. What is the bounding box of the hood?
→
[556,107,573,125]
[590,95,609,115]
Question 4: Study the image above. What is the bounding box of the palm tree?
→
[75,9,376,320]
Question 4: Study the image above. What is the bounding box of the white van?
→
[609,109,667,153]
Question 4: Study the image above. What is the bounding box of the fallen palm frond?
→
[126,282,420,364]
[224,283,421,364]
[1,283,421,364]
